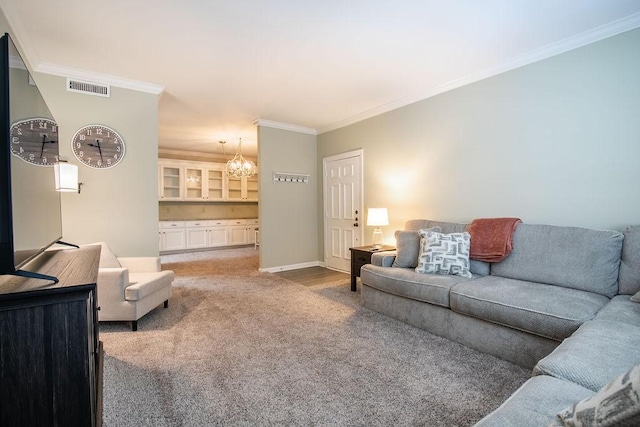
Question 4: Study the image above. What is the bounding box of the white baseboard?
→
[260,260,323,273]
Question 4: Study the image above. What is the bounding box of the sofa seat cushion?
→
[125,271,175,301]
[490,224,623,298]
[474,375,593,427]
[594,295,640,327]
[360,264,476,308]
[533,320,640,392]
[450,276,609,341]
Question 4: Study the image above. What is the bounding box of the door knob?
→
[353,223,359,227]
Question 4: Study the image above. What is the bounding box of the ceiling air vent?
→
[66,78,110,97]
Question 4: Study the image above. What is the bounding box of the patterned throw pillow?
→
[556,364,640,426]
[392,226,441,269]
[415,231,472,278]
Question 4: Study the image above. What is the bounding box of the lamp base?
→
[372,228,383,248]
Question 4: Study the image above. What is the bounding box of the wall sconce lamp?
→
[367,207,389,248]
[54,160,82,194]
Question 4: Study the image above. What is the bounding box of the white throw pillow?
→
[415,231,472,278]
[555,364,640,426]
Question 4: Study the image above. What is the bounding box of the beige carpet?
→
[100,248,528,426]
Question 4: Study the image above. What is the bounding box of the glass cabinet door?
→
[227,176,243,201]
[245,175,259,201]
[159,164,183,200]
[206,166,225,201]
[184,167,204,200]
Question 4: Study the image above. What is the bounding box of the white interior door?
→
[323,150,363,272]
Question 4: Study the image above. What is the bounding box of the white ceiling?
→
[2,0,640,157]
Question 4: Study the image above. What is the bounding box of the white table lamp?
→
[367,208,389,248]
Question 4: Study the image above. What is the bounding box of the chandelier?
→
[220,138,256,178]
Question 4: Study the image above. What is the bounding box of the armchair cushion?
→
[119,257,161,272]
[125,271,175,301]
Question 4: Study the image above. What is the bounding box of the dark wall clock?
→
[72,124,126,169]
[9,117,59,166]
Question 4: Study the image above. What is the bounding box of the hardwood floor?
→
[274,267,348,287]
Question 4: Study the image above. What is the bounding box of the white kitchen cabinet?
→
[206,165,226,201]
[226,172,259,202]
[228,219,259,245]
[185,221,209,249]
[184,167,205,201]
[158,162,184,201]
[208,220,229,246]
[159,221,187,251]
[160,219,257,252]
[228,220,248,245]
[158,160,255,202]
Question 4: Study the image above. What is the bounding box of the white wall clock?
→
[72,124,126,169]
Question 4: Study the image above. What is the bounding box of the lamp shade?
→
[367,208,389,227]
[54,162,79,192]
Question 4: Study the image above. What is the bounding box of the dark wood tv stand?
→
[0,244,103,427]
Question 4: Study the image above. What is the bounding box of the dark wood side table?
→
[349,245,395,292]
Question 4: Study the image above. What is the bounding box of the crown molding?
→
[319,12,640,134]
[35,62,165,95]
[253,119,317,135]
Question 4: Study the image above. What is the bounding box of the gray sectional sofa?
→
[359,220,640,426]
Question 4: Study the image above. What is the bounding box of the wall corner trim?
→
[253,119,317,135]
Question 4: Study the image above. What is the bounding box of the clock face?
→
[9,118,59,166]
[72,124,126,169]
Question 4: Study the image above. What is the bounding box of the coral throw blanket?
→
[468,218,522,262]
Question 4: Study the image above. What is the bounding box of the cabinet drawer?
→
[160,221,185,229]
[352,252,371,264]
[185,220,209,228]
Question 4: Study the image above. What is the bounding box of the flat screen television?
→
[0,33,64,283]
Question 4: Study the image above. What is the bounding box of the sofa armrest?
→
[118,257,161,273]
[97,267,130,301]
[372,251,397,267]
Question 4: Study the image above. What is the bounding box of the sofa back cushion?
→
[392,227,441,268]
[97,241,121,268]
[404,220,490,276]
[491,224,623,297]
[619,225,640,295]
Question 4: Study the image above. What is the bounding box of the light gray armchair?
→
[94,242,174,331]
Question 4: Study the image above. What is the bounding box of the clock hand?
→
[89,140,104,162]
[40,134,46,158]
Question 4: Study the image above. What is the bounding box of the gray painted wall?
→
[318,28,640,255]
[35,75,160,256]
[257,126,317,270]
